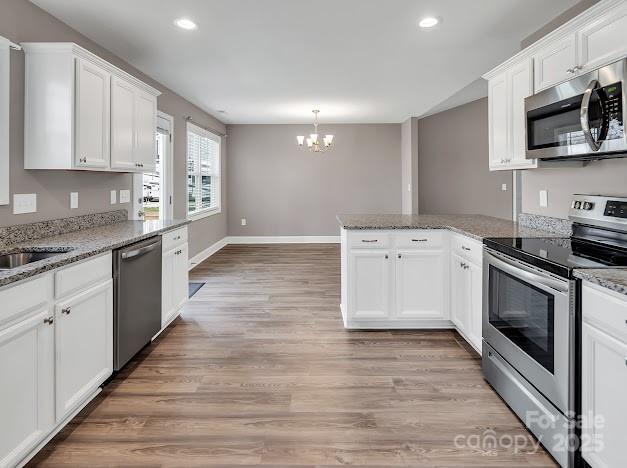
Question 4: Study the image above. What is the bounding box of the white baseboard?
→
[188,235,340,270]
[188,237,228,270]
[226,235,340,244]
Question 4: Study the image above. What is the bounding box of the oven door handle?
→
[580,79,602,152]
[486,251,570,293]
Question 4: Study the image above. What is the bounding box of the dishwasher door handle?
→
[122,241,160,260]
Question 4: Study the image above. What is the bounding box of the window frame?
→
[186,122,222,221]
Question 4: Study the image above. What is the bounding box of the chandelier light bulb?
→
[306,138,313,148]
[296,135,305,146]
[310,133,319,144]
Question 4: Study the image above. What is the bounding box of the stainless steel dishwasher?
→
[113,236,162,371]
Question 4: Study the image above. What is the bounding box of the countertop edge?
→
[0,220,190,289]
[573,269,627,297]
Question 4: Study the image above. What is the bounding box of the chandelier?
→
[296,110,334,153]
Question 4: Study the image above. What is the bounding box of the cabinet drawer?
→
[452,234,483,264]
[162,226,188,251]
[394,230,445,249]
[348,232,390,249]
[582,283,627,343]
[0,274,52,327]
[55,253,112,299]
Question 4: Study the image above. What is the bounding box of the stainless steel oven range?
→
[482,195,627,468]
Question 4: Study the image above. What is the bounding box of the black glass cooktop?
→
[484,236,627,278]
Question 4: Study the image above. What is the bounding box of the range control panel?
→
[604,200,627,219]
[569,195,627,231]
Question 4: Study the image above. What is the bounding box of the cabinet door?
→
[0,309,54,468]
[162,243,188,327]
[467,261,483,353]
[135,90,157,173]
[396,250,447,320]
[75,58,110,168]
[578,5,627,73]
[508,59,536,169]
[533,34,577,92]
[581,323,627,468]
[110,77,137,171]
[488,72,508,170]
[349,250,392,320]
[450,253,469,331]
[55,280,113,422]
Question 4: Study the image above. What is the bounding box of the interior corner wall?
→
[0,0,226,257]
[226,124,401,237]
[417,98,513,220]
[401,117,418,214]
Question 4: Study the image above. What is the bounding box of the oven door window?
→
[489,265,555,373]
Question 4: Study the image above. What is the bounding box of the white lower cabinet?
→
[349,250,393,320]
[395,249,447,320]
[54,279,113,422]
[0,308,55,468]
[342,229,482,351]
[581,283,627,468]
[161,227,189,328]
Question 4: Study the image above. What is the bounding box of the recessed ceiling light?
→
[175,18,197,30]
[418,16,440,28]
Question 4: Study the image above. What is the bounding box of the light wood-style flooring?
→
[29,244,558,467]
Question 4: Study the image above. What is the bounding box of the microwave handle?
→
[580,79,602,152]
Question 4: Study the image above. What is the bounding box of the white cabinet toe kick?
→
[340,228,483,353]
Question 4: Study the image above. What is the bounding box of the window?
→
[187,123,221,219]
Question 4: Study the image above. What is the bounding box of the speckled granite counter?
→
[336,214,564,241]
[574,269,627,296]
[0,219,189,288]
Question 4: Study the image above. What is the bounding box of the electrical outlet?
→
[501,183,507,192]
[110,190,117,204]
[13,193,37,214]
[539,190,548,208]
[70,192,79,209]
[407,184,411,192]
[241,218,247,226]
[119,189,130,204]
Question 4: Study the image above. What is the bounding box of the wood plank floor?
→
[29,244,558,467]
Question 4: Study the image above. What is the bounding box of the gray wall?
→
[226,124,401,236]
[401,117,418,214]
[519,0,627,219]
[521,160,627,218]
[417,98,513,219]
[0,0,226,257]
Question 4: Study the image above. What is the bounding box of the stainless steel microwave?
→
[525,59,627,160]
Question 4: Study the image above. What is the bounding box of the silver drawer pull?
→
[412,238,428,242]
[361,239,378,243]
[61,307,71,315]
[462,246,471,251]
[44,316,54,325]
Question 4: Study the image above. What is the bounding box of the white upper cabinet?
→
[578,2,627,73]
[75,58,110,169]
[23,43,160,172]
[484,0,627,172]
[533,34,577,92]
[487,59,537,171]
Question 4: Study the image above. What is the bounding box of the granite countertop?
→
[336,214,565,241]
[0,219,189,288]
[574,269,627,296]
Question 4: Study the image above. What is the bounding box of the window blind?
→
[187,123,221,216]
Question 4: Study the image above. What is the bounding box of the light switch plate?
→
[407,184,411,192]
[501,183,507,192]
[70,192,78,209]
[119,189,130,204]
[13,193,37,215]
[241,218,247,226]
[539,190,548,208]
[110,190,117,204]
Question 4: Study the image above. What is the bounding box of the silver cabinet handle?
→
[384,254,388,259]
[573,65,582,72]
[398,254,402,259]
[461,246,471,251]
[44,316,54,325]
[61,307,71,315]
[411,238,428,242]
[122,241,160,259]
[580,79,602,152]
[138,210,145,218]
[361,239,378,243]
[79,157,87,163]
[566,68,574,74]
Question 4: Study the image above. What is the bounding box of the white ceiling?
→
[31,0,580,124]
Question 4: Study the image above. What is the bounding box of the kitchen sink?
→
[0,251,69,270]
